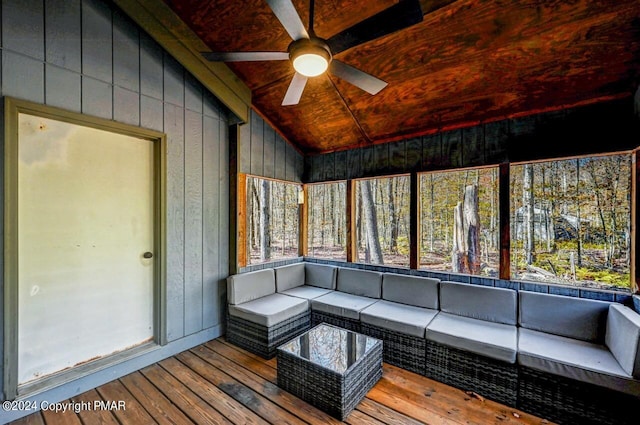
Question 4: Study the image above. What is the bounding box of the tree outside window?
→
[419,168,499,276]
[510,154,631,291]
[355,176,410,267]
[246,176,300,264]
[307,182,347,261]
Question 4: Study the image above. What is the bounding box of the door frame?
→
[3,97,167,400]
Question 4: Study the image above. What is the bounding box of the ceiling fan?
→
[202,0,423,105]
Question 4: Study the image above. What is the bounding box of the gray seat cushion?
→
[519,291,610,343]
[440,281,517,325]
[360,300,438,337]
[426,312,517,363]
[274,263,305,292]
[382,273,439,309]
[228,293,308,327]
[280,285,333,300]
[337,268,382,298]
[606,304,640,378]
[518,328,640,396]
[227,269,275,305]
[311,291,378,320]
[305,263,337,289]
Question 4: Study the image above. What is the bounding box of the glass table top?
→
[278,324,379,374]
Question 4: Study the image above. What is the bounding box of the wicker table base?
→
[277,324,383,420]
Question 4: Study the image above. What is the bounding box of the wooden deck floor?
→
[12,338,552,425]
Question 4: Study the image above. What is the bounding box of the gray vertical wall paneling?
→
[82,76,112,119]
[0,100,4,398]
[362,146,376,177]
[112,9,140,126]
[139,32,163,100]
[218,122,230,324]
[203,90,222,120]
[347,148,361,179]
[334,151,347,180]
[163,54,184,107]
[285,135,297,181]
[239,120,252,174]
[442,129,463,169]
[2,51,44,103]
[308,155,321,182]
[389,140,406,173]
[422,133,442,170]
[263,125,276,179]
[165,101,186,342]
[0,0,232,407]
[185,74,203,113]
[374,143,390,174]
[2,0,44,59]
[81,0,112,83]
[140,95,163,132]
[2,0,45,104]
[484,120,509,164]
[184,109,204,335]
[274,133,286,181]
[45,65,82,112]
[202,114,220,329]
[295,147,304,183]
[44,0,82,111]
[113,9,139,92]
[45,0,81,72]
[250,112,264,176]
[113,86,140,126]
[462,126,484,168]
[405,138,422,171]
[323,152,335,181]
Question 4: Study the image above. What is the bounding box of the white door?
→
[17,113,156,385]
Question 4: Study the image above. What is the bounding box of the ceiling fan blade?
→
[201,51,289,62]
[326,0,423,55]
[266,0,309,41]
[330,60,387,95]
[282,73,308,106]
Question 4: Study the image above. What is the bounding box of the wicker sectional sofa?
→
[226,262,640,424]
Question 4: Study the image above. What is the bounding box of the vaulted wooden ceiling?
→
[164,0,640,154]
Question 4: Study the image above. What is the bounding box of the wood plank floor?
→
[11,338,553,425]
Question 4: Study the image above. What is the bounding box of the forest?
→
[246,153,631,291]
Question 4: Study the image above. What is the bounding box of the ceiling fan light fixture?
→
[289,38,331,77]
[293,53,328,77]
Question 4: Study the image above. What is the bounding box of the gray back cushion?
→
[440,281,517,325]
[519,291,610,343]
[382,274,439,309]
[227,269,275,305]
[274,263,305,292]
[305,263,337,289]
[606,304,640,378]
[337,268,382,298]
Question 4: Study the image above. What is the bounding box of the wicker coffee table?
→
[276,323,383,420]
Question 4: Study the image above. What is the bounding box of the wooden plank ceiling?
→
[164,0,640,154]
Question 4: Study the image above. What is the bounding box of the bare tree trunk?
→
[429,174,435,252]
[465,185,481,273]
[542,166,552,252]
[576,159,582,267]
[523,164,535,265]
[452,185,480,273]
[361,180,384,264]
[387,179,398,253]
[452,202,466,272]
[259,179,271,262]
